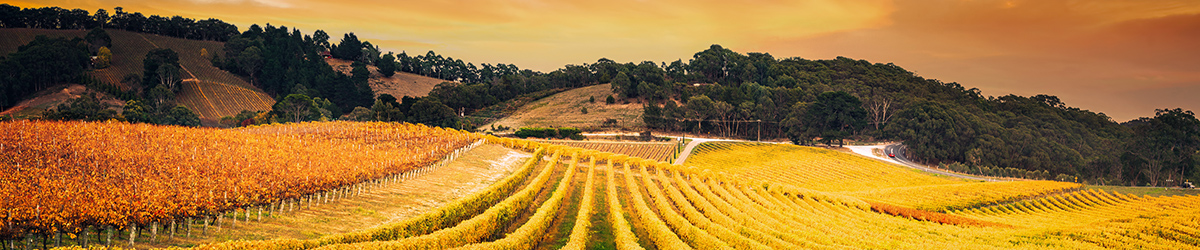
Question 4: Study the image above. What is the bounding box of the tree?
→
[378,52,397,77]
[1127,108,1200,186]
[85,27,111,54]
[142,48,179,89]
[156,63,182,92]
[161,105,200,126]
[372,99,404,122]
[865,94,895,132]
[148,84,174,113]
[122,100,154,123]
[612,72,632,98]
[686,95,716,133]
[95,46,112,69]
[802,91,867,147]
[782,102,811,145]
[93,8,108,28]
[43,93,116,121]
[0,36,90,108]
[238,46,263,85]
[333,33,362,61]
[275,94,317,123]
[408,97,457,128]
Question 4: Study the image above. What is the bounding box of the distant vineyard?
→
[195,137,1200,249]
[0,121,478,242]
[538,140,679,162]
[89,29,158,91]
[684,142,962,192]
[176,80,274,120]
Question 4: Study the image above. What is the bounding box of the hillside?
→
[481,84,644,132]
[325,58,448,98]
[0,28,274,121]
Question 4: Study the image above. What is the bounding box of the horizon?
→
[8,0,1199,122]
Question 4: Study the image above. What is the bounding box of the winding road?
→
[846,143,1005,182]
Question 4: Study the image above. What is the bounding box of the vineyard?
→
[537,140,679,162]
[2,28,275,120]
[0,120,478,248]
[183,138,1198,249]
[175,80,275,120]
[5,123,1200,249]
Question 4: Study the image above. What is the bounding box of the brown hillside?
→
[0,28,274,121]
[325,58,450,98]
[481,84,644,132]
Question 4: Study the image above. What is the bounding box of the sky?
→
[10,0,1200,122]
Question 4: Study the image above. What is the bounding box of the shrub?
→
[514,127,584,140]
[605,95,615,104]
[581,107,588,114]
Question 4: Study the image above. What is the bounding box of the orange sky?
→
[10,0,1200,122]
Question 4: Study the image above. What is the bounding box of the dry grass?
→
[0,84,125,117]
[102,143,531,249]
[481,84,644,132]
[324,58,450,99]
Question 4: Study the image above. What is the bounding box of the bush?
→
[605,95,615,104]
[515,127,557,139]
[514,127,584,140]
[581,107,588,114]
[558,127,584,140]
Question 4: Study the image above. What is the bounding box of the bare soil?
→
[0,84,124,118]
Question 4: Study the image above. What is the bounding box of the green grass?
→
[1087,185,1200,197]
[588,170,617,250]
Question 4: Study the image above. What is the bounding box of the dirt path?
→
[130,143,530,248]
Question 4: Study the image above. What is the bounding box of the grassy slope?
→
[481,84,644,132]
[325,58,449,99]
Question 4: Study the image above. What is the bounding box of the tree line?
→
[626,45,1196,187]
[0,4,239,41]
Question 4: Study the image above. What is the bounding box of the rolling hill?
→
[480,84,645,132]
[325,58,449,99]
[0,28,274,121]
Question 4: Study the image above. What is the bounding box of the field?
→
[481,84,646,132]
[175,80,275,120]
[0,120,479,247]
[536,140,680,163]
[6,122,1200,249]
[0,28,274,120]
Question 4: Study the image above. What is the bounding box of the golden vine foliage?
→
[0,120,477,237]
[14,130,1200,249]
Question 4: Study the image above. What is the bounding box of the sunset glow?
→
[10,0,1199,121]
